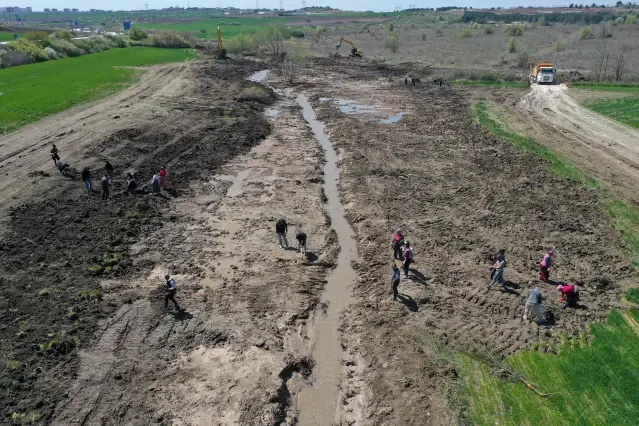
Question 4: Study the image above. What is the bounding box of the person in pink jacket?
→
[539,250,553,282]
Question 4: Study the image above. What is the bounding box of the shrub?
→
[0,48,32,67]
[484,26,494,34]
[615,16,625,25]
[52,30,73,41]
[508,38,517,53]
[129,27,148,41]
[73,36,115,53]
[238,86,273,104]
[288,29,305,38]
[50,39,85,57]
[503,24,525,36]
[580,26,594,39]
[106,35,128,48]
[388,23,394,31]
[200,28,207,34]
[386,31,399,53]
[44,46,58,59]
[8,39,49,62]
[225,33,259,55]
[625,14,638,24]
[435,28,443,36]
[455,28,471,39]
[516,51,529,68]
[538,16,547,26]
[422,33,426,41]
[149,31,193,48]
[24,31,50,47]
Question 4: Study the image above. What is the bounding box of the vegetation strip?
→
[457,310,639,426]
[0,47,193,134]
[584,98,639,128]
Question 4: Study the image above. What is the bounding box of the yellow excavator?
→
[215,26,228,60]
[336,37,363,58]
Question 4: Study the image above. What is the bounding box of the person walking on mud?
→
[101,173,110,200]
[391,264,401,300]
[488,249,507,289]
[159,167,167,189]
[402,242,414,278]
[276,218,288,249]
[539,250,553,282]
[50,144,60,166]
[104,160,114,177]
[391,229,405,260]
[81,167,93,196]
[164,275,181,311]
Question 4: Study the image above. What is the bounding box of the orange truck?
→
[529,62,556,84]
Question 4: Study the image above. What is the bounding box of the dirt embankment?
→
[293,63,634,425]
[1,61,336,424]
[511,84,639,203]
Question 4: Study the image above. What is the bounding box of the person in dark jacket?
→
[391,264,401,300]
[101,174,110,200]
[104,160,114,177]
[296,231,307,254]
[50,144,60,166]
[81,167,92,195]
[276,218,288,248]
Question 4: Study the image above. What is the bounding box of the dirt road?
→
[514,84,639,202]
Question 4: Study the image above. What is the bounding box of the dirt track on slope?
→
[513,84,639,202]
[0,61,336,424]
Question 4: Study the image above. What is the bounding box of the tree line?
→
[462,10,619,24]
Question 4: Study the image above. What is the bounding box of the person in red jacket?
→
[539,250,553,282]
[557,284,580,309]
[391,229,405,260]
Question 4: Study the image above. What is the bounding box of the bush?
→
[484,26,494,34]
[106,35,129,48]
[516,51,529,68]
[625,14,638,24]
[580,26,594,39]
[149,31,193,48]
[225,33,259,55]
[48,39,85,57]
[503,24,525,36]
[508,38,517,53]
[73,36,115,53]
[129,27,148,41]
[388,23,394,31]
[0,48,33,67]
[44,46,59,59]
[386,31,399,53]
[8,39,49,62]
[422,33,426,41]
[24,31,50,47]
[52,30,73,41]
[238,86,274,104]
[455,28,472,39]
[435,28,443,36]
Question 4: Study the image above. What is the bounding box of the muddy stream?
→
[296,94,357,425]
[247,69,357,424]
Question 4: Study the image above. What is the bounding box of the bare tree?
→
[592,39,610,82]
[265,26,287,61]
[612,44,629,82]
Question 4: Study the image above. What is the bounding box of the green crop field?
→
[585,98,639,128]
[571,82,639,93]
[457,309,639,426]
[0,47,193,134]
[0,32,15,41]
[136,17,296,39]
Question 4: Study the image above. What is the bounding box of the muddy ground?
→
[0,60,338,424]
[1,57,636,426]
[288,61,635,425]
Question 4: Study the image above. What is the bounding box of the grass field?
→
[585,98,639,128]
[0,47,193,134]
[0,31,15,41]
[136,17,295,39]
[571,82,639,93]
[457,309,639,426]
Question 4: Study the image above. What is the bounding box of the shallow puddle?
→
[248,69,269,83]
[320,97,406,124]
[296,94,358,426]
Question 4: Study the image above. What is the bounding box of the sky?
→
[18,0,592,13]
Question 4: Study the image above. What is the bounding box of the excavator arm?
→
[335,37,363,58]
[215,26,228,60]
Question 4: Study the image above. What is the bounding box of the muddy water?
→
[296,94,357,425]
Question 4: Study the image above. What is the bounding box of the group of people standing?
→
[50,143,168,199]
[275,218,308,254]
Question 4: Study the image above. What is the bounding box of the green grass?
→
[458,310,639,426]
[571,81,639,93]
[452,80,529,88]
[585,98,639,128]
[625,288,639,304]
[0,31,16,41]
[0,47,193,134]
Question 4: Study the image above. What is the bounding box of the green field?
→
[136,17,297,39]
[585,98,639,128]
[458,309,639,426]
[452,80,529,89]
[0,32,15,41]
[0,47,193,134]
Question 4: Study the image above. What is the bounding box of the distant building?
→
[44,7,50,11]
[63,8,70,12]
[51,8,58,11]
[71,8,78,12]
